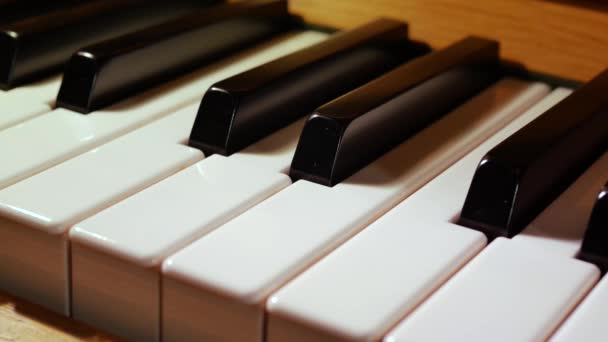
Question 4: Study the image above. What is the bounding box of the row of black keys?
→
[2,0,608,268]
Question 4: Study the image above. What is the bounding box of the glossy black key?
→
[579,182,608,270]
[189,18,427,155]
[289,36,500,186]
[0,0,219,89]
[0,0,90,25]
[56,0,293,114]
[460,69,608,239]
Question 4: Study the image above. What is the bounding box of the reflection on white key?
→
[265,88,569,341]
[161,79,550,341]
[385,238,599,342]
[0,105,204,316]
[552,274,608,342]
[0,31,327,189]
[513,151,608,257]
[68,118,306,341]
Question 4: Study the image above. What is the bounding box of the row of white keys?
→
[263,87,570,341]
[552,273,608,341]
[160,78,550,341]
[69,118,306,341]
[0,75,62,130]
[386,238,598,342]
[0,31,327,190]
[0,104,202,316]
[385,100,608,341]
[0,31,327,316]
[515,142,608,341]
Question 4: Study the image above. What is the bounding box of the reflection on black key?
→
[0,0,219,89]
[189,18,427,155]
[460,69,608,239]
[289,36,500,186]
[56,0,293,114]
[0,0,88,25]
[579,182,608,270]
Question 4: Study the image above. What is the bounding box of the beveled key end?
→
[289,113,344,186]
[579,183,608,271]
[188,88,237,156]
[0,30,18,90]
[56,51,98,114]
[458,155,521,239]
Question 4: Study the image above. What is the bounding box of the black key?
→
[0,0,220,89]
[578,182,608,270]
[289,36,500,186]
[0,0,90,25]
[189,18,428,155]
[459,69,608,239]
[56,0,293,114]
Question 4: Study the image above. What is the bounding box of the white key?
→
[264,88,567,341]
[384,238,599,342]
[161,79,550,341]
[68,117,306,341]
[119,103,198,145]
[0,101,50,131]
[552,274,608,342]
[0,76,62,130]
[512,151,608,257]
[0,105,205,316]
[228,118,307,174]
[0,75,61,104]
[0,31,327,189]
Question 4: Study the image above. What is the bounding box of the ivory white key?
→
[0,101,50,131]
[68,116,308,341]
[265,87,567,341]
[511,151,608,257]
[0,31,327,189]
[0,104,204,316]
[0,75,61,105]
[551,273,608,342]
[0,76,62,130]
[384,238,599,342]
[161,78,550,341]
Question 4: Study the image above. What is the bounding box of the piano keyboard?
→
[0,1,607,341]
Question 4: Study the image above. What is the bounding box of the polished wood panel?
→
[3,0,608,340]
[290,0,608,81]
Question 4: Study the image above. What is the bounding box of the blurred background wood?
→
[3,0,608,340]
[290,0,608,82]
[0,290,118,341]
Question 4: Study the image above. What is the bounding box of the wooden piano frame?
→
[2,0,608,340]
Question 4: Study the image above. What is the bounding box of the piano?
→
[1,0,608,341]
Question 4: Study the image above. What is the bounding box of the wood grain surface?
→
[290,0,608,82]
[3,0,608,340]
[0,291,118,341]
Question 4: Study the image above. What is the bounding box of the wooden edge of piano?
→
[2,0,608,340]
